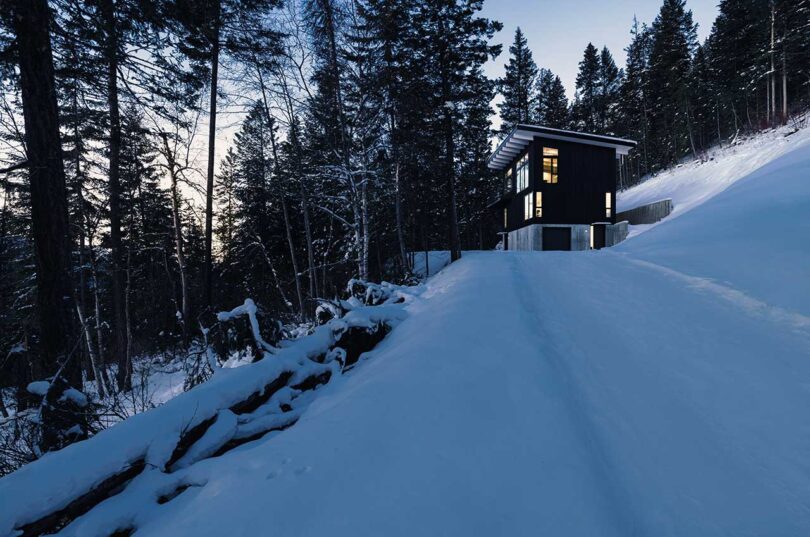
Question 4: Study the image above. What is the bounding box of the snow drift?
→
[2,126,810,536]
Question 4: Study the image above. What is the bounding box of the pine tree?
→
[457,65,498,249]
[408,0,501,262]
[572,43,601,132]
[707,0,768,132]
[535,69,570,129]
[597,46,623,134]
[497,27,538,135]
[689,43,715,153]
[168,0,283,309]
[646,0,698,168]
[618,16,652,180]
[774,0,810,117]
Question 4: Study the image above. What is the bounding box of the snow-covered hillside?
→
[618,119,810,238]
[2,127,809,536]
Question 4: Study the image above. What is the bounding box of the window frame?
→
[605,192,612,218]
[542,147,559,184]
[535,191,543,218]
[515,152,530,193]
[505,167,514,193]
[523,192,533,221]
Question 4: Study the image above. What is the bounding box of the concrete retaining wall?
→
[606,221,628,246]
[616,198,673,225]
[507,224,603,251]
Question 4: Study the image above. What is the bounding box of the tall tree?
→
[535,69,569,129]
[597,46,623,134]
[618,16,652,180]
[8,0,82,450]
[170,0,283,309]
[497,27,538,135]
[412,0,500,262]
[646,0,698,168]
[572,42,601,132]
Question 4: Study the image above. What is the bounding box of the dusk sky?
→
[480,0,720,99]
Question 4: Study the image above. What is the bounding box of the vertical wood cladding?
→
[503,137,617,231]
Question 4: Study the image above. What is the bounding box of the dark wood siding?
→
[501,136,616,231]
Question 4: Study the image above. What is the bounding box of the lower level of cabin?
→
[504,221,628,252]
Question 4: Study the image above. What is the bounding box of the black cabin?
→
[488,124,637,251]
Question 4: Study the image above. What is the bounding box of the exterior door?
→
[542,227,571,251]
[591,224,606,249]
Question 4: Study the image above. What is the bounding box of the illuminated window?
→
[523,193,532,220]
[605,192,612,218]
[505,168,513,192]
[516,153,529,191]
[535,192,543,218]
[503,208,508,229]
[543,147,558,184]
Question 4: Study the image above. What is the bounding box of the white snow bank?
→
[98,135,810,536]
[618,119,810,236]
[618,134,810,316]
[102,248,810,537]
[0,299,410,536]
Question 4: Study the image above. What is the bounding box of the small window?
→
[516,153,529,192]
[605,192,612,218]
[535,192,543,218]
[503,207,508,229]
[505,168,513,192]
[543,147,558,184]
[523,193,532,220]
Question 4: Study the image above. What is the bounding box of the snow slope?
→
[3,129,810,536]
[86,138,810,535]
[618,119,810,238]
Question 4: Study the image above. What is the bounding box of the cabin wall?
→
[502,137,617,232]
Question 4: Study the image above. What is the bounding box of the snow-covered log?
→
[0,287,416,537]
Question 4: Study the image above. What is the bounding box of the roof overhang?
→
[488,124,637,171]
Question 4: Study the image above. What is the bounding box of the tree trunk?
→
[394,163,409,273]
[300,183,318,297]
[100,0,129,391]
[160,134,190,341]
[361,180,370,280]
[782,50,788,121]
[203,1,221,309]
[12,0,78,389]
[770,1,776,123]
[280,194,305,317]
[266,120,305,317]
[76,303,106,398]
[442,93,461,262]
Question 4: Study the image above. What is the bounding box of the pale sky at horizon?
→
[480,0,720,100]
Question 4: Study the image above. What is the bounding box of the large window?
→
[505,168,513,192]
[516,153,529,192]
[535,192,543,218]
[523,193,532,220]
[543,147,558,184]
[605,192,612,218]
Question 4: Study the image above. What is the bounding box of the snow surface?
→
[618,119,810,239]
[2,127,810,536]
[129,133,807,536]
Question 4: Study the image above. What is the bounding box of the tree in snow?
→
[497,27,538,136]
[535,68,570,129]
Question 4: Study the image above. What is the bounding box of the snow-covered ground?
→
[618,117,810,238]
[2,126,810,535]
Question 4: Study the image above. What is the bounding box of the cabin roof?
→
[487,124,637,171]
